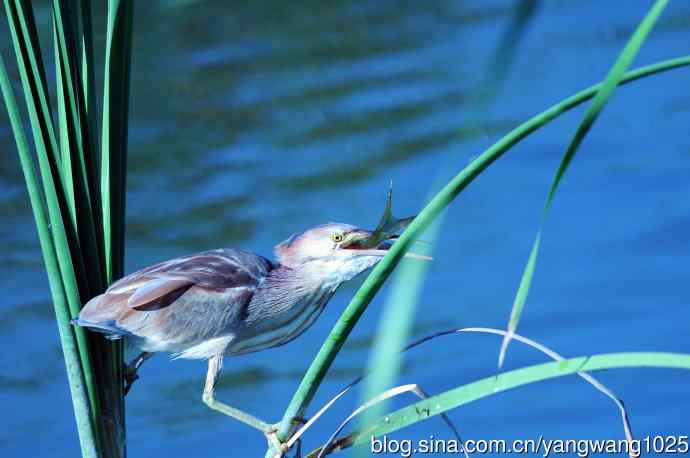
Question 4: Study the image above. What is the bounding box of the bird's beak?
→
[340,187,432,260]
[340,227,432,261]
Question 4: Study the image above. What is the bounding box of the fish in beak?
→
[339,228,432,261]
[340,185,432,261]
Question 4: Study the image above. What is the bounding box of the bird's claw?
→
[265,420,307,458]
[265,428,288,457]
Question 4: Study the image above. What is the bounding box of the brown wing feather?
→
[77,249,272,336]
[127,278,196,310]
[108,249,271,292]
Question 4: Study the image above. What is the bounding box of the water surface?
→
[1,0,689,456]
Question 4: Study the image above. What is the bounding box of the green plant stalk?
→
[272,55,690,446]
[101,2,134,456]
[79,0,97,132]
[53,0,105,293]
[0,53,99,458]
[4,0,101,429]
[355,3,539,446]
[307,352,690,456]
[4,0,91,300]
[5,0,60,162]
[355,218,442,445]
[55,24,76,225]
[357,352,690,447]
[102,0,133,284]
[498,0,670,368]
[77,0,106,274]
[7,0,94,304]
[55,27,111,457]
[5,2,130,456]
[53,3,128,456]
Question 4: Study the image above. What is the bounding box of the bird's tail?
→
[71,317,128,340]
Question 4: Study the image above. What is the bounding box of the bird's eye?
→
[331,233,344,243]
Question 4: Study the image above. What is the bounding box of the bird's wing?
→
[76,249,273,335]
[107,249,272,309]
[126,277,196,310]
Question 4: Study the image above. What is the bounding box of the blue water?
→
[1,0,689,456]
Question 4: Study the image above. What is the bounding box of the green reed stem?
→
[306,352,690,457]
[3,1,133,456]
[271,55,690,449]
[0,52,99,458]
[101,2,134,456]
[355,3,539,449]
[498,0,669,368]
[4,0,102,432]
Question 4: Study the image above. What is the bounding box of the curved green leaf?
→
[0,52,99,458]
[4,0,100,432]
[498,0,670,366]
[310,352,690,456]
[272,54,690,446]
[355,4,539,450]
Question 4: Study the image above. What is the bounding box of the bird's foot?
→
[123,364,139,396]
[264,418,307,457]
[264,426,289,458]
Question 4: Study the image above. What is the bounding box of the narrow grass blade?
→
[409,328,634,453]
[5,1,83,254]
[54,22,76,225]
[54,3,131,457]
[5,1,130,456]
[315,384,464,458]
[4,0,101,428]
[353,5,539,451]
[354,218,440,444]
[272,54,690,447]
[52,0,105,293]
[498,0,670,367]
[101,2,134,456]
[318,352,690,455]
[0,51,99,458]
[4,0,60,161]
[286,381,359,449]
[78,0,102,231]
[5,0,90,299]
[300,326,632,458]
[101,0,133,283]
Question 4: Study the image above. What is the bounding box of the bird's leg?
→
[124,351,152,395]
[202,354,286,455]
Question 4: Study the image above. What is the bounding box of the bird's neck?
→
[243,261,341,328]
[268,260,343,293]
[232,261,341,354]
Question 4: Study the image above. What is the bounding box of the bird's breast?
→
[226,286,335,355]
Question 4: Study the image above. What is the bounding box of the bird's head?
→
[274,222,429,282]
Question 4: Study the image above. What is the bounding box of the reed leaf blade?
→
[100,2,134,455]
[497,0,670,367]
[52,0,105,292]
[101,0,133,284]
[4,0,102,428]
[308,352,690,456]
[0,50,99,458]
[272,54,690,448]
[354,4,539,449]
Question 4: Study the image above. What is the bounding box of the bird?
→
[72,192,428,453]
